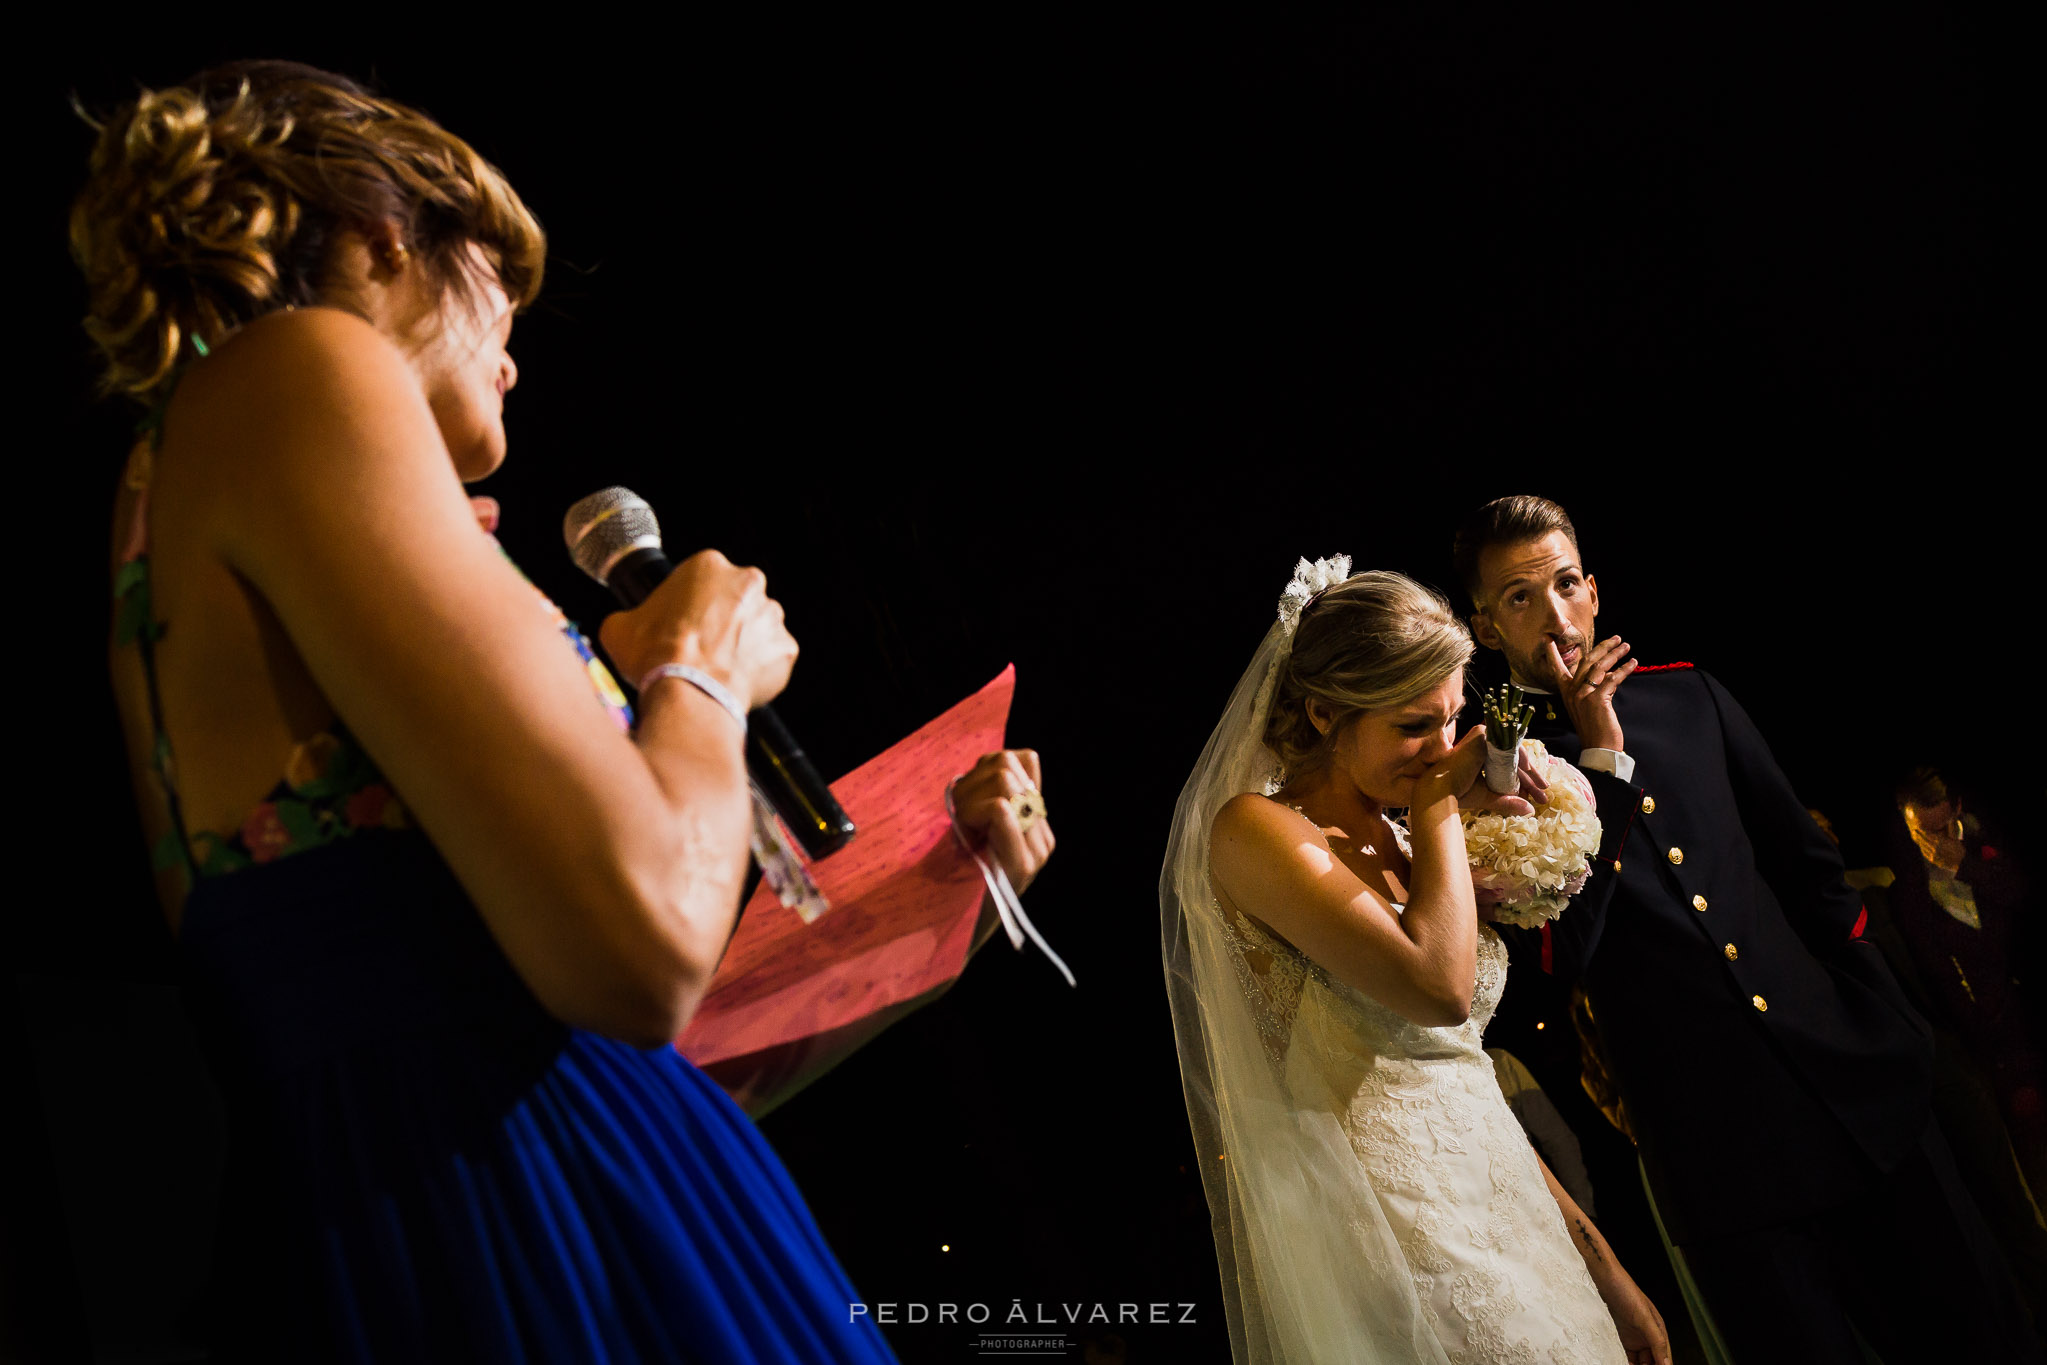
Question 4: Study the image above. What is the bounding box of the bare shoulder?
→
[1214,790,1319,840]
[1211,792,1327,874]
[162,309,459,563]
[179,307,407,406]
[199,304,401,376]
[169,308,429,477]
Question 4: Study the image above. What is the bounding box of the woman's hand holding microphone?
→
[599,549,798,727]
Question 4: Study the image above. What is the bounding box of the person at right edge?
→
[1450,495,2044,1363]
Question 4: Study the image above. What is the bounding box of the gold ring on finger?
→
[1009,788,1046,834]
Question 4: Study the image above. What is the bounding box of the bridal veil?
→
[1160,607,1452,1364]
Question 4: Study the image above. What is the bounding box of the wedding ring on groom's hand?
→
[1009,787,1047,834]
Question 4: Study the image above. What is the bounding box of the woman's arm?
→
[1535,1153,1671,1365]
[1208,728,1489,1027]
[179,309,790,1045]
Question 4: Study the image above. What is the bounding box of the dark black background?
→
[10,11,2031,1362]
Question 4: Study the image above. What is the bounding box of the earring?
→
[384,243,411,271]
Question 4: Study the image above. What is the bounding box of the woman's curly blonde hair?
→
[1264,570,1474,775]
[70,60,545,403]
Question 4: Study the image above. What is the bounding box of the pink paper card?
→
[675,665,1015,1065]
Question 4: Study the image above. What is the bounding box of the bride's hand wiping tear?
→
[1420,726,1546,924]
[1428,723,1548,818]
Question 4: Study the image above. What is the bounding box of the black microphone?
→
[564,487,857,860]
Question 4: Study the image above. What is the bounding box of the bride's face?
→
[1323,669,1466,809]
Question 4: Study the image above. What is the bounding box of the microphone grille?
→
[564,487,663,585]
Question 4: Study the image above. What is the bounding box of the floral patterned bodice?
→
[116,425,632,882]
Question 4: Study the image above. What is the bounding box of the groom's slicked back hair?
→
[1452,496,1580,609]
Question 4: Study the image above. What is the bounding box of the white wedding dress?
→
[1164,586,1629,1364]
[1215,880,1626,1365]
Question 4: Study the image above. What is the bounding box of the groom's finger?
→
[1582,635,1626,679]
[1567,645,1601,693]
[1573,639,1599,677]
[1580,638,1628,695]
[1601,658,1639,699]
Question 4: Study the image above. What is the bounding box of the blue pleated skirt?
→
[179,829,896,1364]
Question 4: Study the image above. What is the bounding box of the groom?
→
[1450,495,2043,1363]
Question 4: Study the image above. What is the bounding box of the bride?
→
[1162,558,1671,1364]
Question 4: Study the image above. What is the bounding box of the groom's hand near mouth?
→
[1547,635,1635,753]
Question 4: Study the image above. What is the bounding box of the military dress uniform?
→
[1503,663,2042,1362]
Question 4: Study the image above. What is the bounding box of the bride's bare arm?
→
[1535,1154,1672,1365]
[1209,729,1487,1027]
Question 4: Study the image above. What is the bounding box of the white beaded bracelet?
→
[637,664,748,736]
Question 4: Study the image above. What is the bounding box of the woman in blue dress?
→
[82,60,1052,1362]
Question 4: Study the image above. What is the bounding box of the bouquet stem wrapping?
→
[1484,743,1520,795]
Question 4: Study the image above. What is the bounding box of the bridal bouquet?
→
[1462,684,1602,930]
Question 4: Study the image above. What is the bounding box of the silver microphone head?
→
[564,487,664,586]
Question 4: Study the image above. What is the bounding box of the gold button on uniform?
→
[1667,847,1684,865]
[1751,994,1768,1012]
[1641,796,1656,813]
[1724,943,1739,961]
[1693,894,1708,912]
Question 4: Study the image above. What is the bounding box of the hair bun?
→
[72,82,298,397]
[70,62,546,405]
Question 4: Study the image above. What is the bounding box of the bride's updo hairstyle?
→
[70,60,545,403]
[1264,570,1474,775]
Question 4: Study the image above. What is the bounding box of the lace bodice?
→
[1217,906,1509,1072]
[1204,815,1622,1364]
[1213,809,1508,1072]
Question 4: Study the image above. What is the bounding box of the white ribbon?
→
[945,778,1076,986]
[1485,740,1521,795]
[748,779,831,923]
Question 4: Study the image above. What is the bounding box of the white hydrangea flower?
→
[1276,554,1353,636]
[1461,740,1604,929]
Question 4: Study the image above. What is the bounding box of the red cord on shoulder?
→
[1850,904,1867,939]
[1634,661,1695,673]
